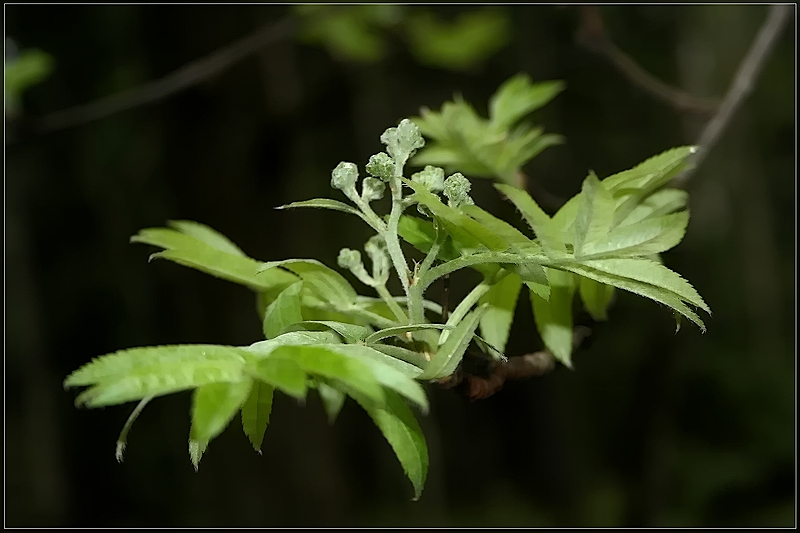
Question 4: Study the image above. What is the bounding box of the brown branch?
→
[441,326,593,400]
[576,6,721,117]
[31,17,295,134]
[672,4,792,187]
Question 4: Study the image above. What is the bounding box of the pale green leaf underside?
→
[317,381,346,424]
[365,324,452,345]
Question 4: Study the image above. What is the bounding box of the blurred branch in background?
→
[576,6,721,116]
[32,17,295,134]
[672,4,792,186]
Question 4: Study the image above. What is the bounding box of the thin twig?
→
[672,4,791,187]
[576,6,721,116]
[32,17,295,134]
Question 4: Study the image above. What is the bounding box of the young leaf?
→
[269,345,385,406]
[575,257,709,314]
[132,228,296,292]
[550,194,582,245]
[241,381,274,453]
[343,386,429,501]
[580,211,689,258]
[489,75,565,132]
[115,395,153,463]
[189,379,253,470]
[495,184,566,254]
[419,305,488,380]
[530,268,576,368]
[405,179,509,251]
[319,344,428,412]
[276,198,369,223]
[166,220,246,256]
[281,320,373,344]
[461,204,537,248]
[397,215,459,261]
[573,172,614,258]
[364,324,452,345]
[602,146,697,193]
[257,259,358,307]
[559,262,706,332]
[65,345,249,408]
[616,189,688,227]
[317,381,346,424]
[253,357,308,400]
[579,277,615,321]
[263,281,304,339]
[479,272,523,353]
[246,330,344,360]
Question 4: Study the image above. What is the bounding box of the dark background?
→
[5,4,795,528]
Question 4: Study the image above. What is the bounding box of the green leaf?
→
[405,180,509,251]
[319,344,427,411]
[241,380,274,453]
[344,386,429,501]
[479,272,523,353]
[580,211,689,258]
[246,330,344,359]
[263,281,304,339]
[270,345,385,406]
[115,396,153,463]
[617,189,688,227]
[253,357,308,399]
[419,305,487,380]
[495,183,566,254]
[490,74,565,131]
[317,381,346,424]
[573,172,615,258]
[405,9,511,72]
[364,324,452,345]
[257,259,357,307]
[132,226,297,292]
[65,345,249,408]
[397,215,460,261]
[559,262,707,332]
[603,146,697,193]
[275,198,370,223]
[281,320,373,344]
[166,220,246,256]
[461,204,537,248]
[189,380,253,469]
[530,268,575,368]
[550,194,582,245]
[574,258,709,314]
[579,277,615,321]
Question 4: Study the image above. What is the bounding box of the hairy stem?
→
[409,219,446,325]
[420,252,549,293]
[383,179,412,318]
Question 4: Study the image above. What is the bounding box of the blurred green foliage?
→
[4,46,53,117]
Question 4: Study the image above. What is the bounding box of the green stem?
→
[376,283,408,324]
[420,251,549,292]
[437,271,509,345]
[407,217,445,326]
[384,179,412,314]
